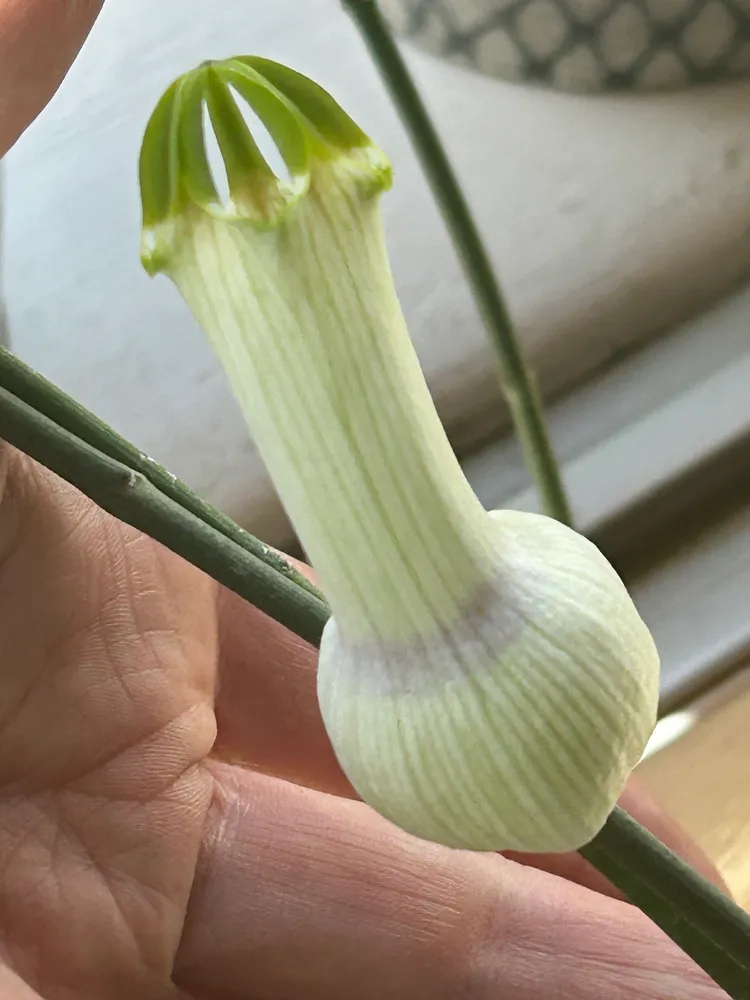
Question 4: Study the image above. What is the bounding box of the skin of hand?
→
[0,0,104,156]
[0,6,734,998]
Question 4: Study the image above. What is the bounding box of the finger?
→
[213,584,349,797]
[0,965,42,999]
[0,0,104,155]
[175,763,725,1000]
[213,571,727,896]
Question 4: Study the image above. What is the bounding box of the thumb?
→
[0,0,104,155]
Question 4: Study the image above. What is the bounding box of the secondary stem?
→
[0,356,328,645]
[341,0,573,526]
[582,807,750,998]
[0,346,325,605]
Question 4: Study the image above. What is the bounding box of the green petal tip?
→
[138,56,393,275]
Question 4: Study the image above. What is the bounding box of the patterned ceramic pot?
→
[381,0,750,92]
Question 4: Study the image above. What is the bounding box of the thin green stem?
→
[581,807,750,998]
[341,0,573,526]
[0,346,325,605]
[0,381,328,647]
[1,358,749,995]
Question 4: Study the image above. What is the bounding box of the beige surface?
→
[638,668,750,908]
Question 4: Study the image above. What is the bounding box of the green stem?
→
[0,346,325,606]
[1,358,748,995]
[0,381,328,647]
[341,0,573,527]
[581,807,750,998]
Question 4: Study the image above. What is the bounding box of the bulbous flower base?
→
[317,509,660,854]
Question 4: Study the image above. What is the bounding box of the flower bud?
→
[139,57,660,853]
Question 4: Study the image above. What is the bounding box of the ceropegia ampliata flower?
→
[138,57,660,853]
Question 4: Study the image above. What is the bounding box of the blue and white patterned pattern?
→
[382,0,750,91]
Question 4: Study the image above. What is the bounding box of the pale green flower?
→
[139,57,660,853]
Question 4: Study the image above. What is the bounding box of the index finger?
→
[175,763,727,1000]
[0,0,104,155]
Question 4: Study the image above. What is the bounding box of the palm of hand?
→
[0,453,218,998]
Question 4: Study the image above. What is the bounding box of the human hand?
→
[0,0,104,156]
[0,444,730,1000]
